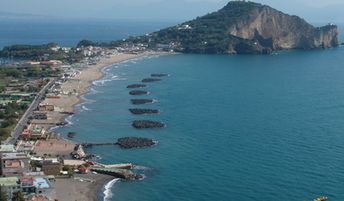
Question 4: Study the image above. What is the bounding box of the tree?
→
[0,86,5,93]
[12,192,24,201]
[0,111,4,119]
[0,128,11,139]
[77,40,96,48]
[0,189,9,201]
[4,68,22,78]
[27,67,41,78]
[63,165,74,177]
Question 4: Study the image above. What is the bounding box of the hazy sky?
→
[1,0,343,23]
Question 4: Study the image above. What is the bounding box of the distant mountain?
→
[114,1,339,54]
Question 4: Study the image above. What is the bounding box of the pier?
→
[90,167,141,180]
[82,142,116,148]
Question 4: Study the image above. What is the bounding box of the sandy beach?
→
[43,53,147,113]
[53,174,115,201]
[44,51,165,201]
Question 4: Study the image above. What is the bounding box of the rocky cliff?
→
[111,1,340,54]
[225,2,339,51]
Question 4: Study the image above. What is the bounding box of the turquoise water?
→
[56,47,344,201]
[0,18,343,201]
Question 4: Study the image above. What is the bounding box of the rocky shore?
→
[116,137,157,149]
[132,120,166,129]
[129,108,159,115]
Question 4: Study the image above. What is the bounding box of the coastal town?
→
[0,42,163,201]
[1,0,343,200]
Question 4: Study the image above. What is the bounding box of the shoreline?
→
[44,52,162,114]
[54,174,115,201]
[50,51,168,201]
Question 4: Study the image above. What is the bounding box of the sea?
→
[0,18,176,48]
[2,19,344,201]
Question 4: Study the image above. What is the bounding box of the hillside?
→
[114,1,339,54]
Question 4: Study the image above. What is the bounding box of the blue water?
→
[56,46,344,201]
[0,19,175,48]
[1,19,344,201]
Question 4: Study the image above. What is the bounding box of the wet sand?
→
[54,174,114,201]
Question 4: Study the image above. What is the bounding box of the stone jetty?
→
[142,78,162,83]
[129,108,159,115]
[129,90,149,95]
[116,137,156,149]
[132,120,166,129]
[90,167,142,180]
[131,99,155,105]
[127,84,147,88]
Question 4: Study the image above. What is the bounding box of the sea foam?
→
[103,178,120,201]
[65,115,74,126]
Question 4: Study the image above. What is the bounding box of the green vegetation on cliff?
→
[109,1,339,54]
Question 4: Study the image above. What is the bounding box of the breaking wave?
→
[103,178,120,201]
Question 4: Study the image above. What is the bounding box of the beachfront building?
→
[18,177,53,199]
[0,176,53,200]
[0,144,16,153]
[0,152,30,177]
[0,177,21,200]
[40,60,62,66]
[27,195,50,201]
[32,177,53,196]
[20,177,36,194]
[38,103,54,112]
[63,159,86,168]
[25,61,41,66]
[22,124,47,140]
[16,140,36,153]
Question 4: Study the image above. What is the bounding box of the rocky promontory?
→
[116,137,157,149]
[129,90,149,95]
[127,84,147,89]
[111,1,339,54]
[129,108,159,115]
[132,120,166,129]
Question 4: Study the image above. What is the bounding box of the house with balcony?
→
[0,152,30,177]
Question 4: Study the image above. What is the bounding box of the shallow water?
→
[56,47,344,201]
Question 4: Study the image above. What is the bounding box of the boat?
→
[313,196,328,201]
